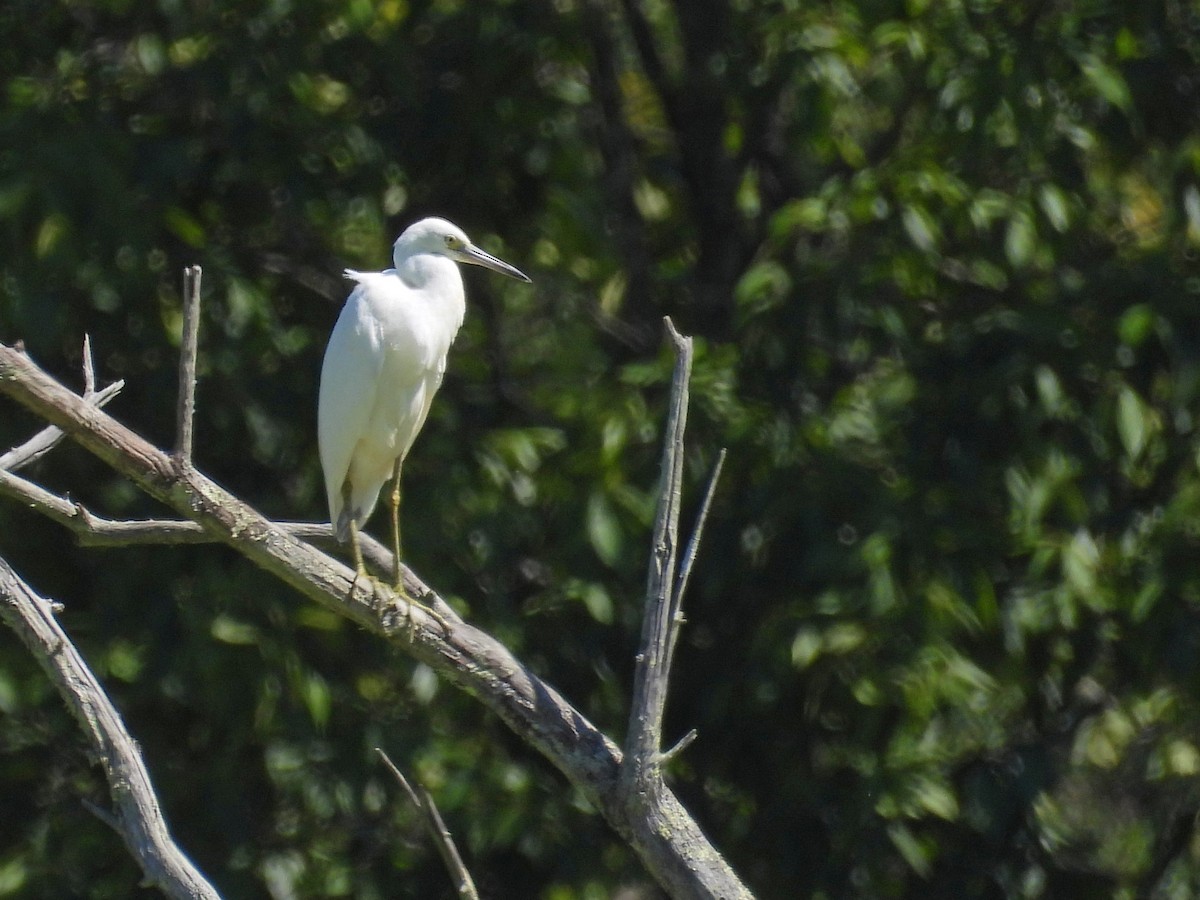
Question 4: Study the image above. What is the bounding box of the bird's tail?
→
[334,505,356,544]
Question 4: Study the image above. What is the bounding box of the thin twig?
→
[375,748,422,807]
[655,728,698,767]
[82,334,96,395]
[666,447,726,670]
[0,337,124,473]
[622,317,693,795]
[175,265,202,464]
[82,796,123,833]
[672,448,726,615]
[375,749,480,900]
[0,555,220,900]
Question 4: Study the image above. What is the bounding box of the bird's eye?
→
[443,234,461,249]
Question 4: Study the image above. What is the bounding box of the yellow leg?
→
[342,468,449,640]
[386,458,453,637]
[348,518,366,575]
[340,481,368,576]
[339,481,373,606]
[389,457,405,592]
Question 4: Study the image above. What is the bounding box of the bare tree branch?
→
[0,467,461,624]
[175,265,202,464]
[659,728,698,767]
[623,317,693,791]
[0,337,124,473]
[82,333,97,395]
[0,554,220,900]
[613,321,746,897]
[667,447,726,670]
[673,448,725,614]
[375,748,479,900]
[0,338,752,899]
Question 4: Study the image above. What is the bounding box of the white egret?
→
[318,217,530,591]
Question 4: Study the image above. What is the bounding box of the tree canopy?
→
[2,0,1200,897]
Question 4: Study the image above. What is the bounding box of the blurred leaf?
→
[1079,53,1133,112]
[0,856,28,896]
[1004,207,1036,268]
[1117,304,1156,346]
[1037,183,1071,232]
[1116,384,1154,460]
[34,213,67,257]
[902,204,940,254]
[303,672,331,729]
[586,491,623,567]
[735,260,791,319]
[888,823,934,878]
[211,614,260,645]
[163,206,206,248]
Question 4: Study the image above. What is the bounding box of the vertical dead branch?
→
[608,320,752,899]
[175,265,202,463]
[623,317,692,790]
[0,555,220,900]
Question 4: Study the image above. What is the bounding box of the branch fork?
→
[0,558,220,900]
[620,317,727,812]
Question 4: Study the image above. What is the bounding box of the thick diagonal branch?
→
[0,467,457,619]
[0,555,220,900]
[0,341,751,899]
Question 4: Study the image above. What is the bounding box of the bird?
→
[318,217,530,593]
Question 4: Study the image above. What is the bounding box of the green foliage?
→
[2,0,1200,897]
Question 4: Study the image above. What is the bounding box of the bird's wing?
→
[318,276,385,537]
[410,353,450,442]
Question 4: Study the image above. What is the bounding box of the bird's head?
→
[394,217,531,283]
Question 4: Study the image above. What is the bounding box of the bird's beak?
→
[459,243,532,283]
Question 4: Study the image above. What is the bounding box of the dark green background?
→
[2,1,1200,897]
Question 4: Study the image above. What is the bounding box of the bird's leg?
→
[348,519,367,579]
[340,481,369,578]
[340,481,379,610]
[386,457,451,638]
[337,484,401,620]
[388,456,405,593]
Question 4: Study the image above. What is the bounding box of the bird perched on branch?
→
[318,217,531,592]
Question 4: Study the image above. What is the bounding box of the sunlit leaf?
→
[303,673,331,729]
[1079,53,1133,111]
[1037,183,1070,232]
[586,491,622,567]
[902,204,940,253]
[1117,304,1156,346]
[1116,384,1152,460]
[1004,208,1036,268]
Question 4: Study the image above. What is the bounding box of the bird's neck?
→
[394,252,459,291]
[391,253,467,337]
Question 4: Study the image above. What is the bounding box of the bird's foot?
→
[348,566,392,611]
[350,571,450,639]
[393,579,451,640]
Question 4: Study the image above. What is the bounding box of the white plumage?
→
[318,217,530,578]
